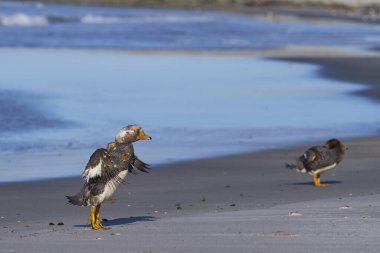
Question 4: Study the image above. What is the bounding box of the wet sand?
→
[280,57,380,103]
[1,55,380,252]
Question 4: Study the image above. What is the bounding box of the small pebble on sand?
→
[257,231,297,237]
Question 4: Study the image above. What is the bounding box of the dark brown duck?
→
[286,138,347,187]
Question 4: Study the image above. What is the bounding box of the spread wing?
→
[129,155,151,174]
[82,148,124,188]
[106,142,151,175]
[301,146,336,171]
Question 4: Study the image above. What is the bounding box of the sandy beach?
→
[1,132,380,252]
[1,50,380,249]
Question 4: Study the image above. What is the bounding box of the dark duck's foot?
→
[313,174,330,187]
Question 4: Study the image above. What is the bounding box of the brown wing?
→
[302,146,336,172]
[82,148,124,187]
[129,156,151,174]
[107,143,151,174]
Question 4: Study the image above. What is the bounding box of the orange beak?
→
[136,129,152,140]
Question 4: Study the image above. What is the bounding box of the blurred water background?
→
[1,1,380,49]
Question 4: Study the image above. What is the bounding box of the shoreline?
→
[0,133,379,185]
[1,134,380,214]
[277,57,380,103]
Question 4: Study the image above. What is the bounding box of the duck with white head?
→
[66,124,152,230]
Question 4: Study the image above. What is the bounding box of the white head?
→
[115,124,152,144]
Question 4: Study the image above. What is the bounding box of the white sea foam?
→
[81,14,124,24]
[81,14,214,24]
[0,13,48,26]
[127,15,215,23]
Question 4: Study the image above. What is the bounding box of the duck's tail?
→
[285,163,297,170]
[66,186,89,206]
[66,195,83,206]
[286,160,307,173]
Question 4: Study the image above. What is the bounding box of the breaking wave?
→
[0,12,215,26]
[81,14,215,24]
[0,13,48,26]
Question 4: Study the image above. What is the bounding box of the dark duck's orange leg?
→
[313,174,330,187]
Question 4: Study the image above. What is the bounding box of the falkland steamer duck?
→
[67,124,151,230]
[286,139,346,187]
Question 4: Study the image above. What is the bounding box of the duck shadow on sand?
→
[74,216,156,228]
[287,180,342,186]
[104,216,156,226]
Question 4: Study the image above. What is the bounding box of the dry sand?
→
[1,56,380,252]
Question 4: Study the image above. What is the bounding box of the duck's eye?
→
[126,130,135,135]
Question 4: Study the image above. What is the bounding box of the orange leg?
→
[90,205,110,230]
[313,174,330,187]
[95,204,111,230]
[90,206,101,230]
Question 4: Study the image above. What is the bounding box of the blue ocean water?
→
[0,2,379,182]
[1,1,380,49]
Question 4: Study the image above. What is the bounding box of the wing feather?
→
[301,146,336,171]
[128,156,151,174]
[82,148,124,186]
